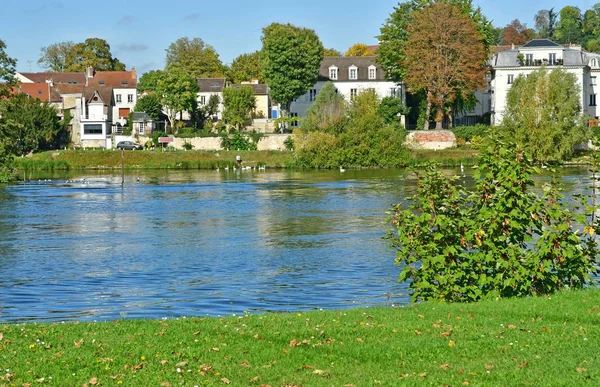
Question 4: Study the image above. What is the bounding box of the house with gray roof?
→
[490,39,600,124]
[197,78,226,121]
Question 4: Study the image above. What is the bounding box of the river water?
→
[0,167,593,323]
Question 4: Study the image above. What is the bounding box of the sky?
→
[1,0,598,76]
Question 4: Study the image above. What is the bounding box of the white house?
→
[197,78,226,121]
[490,39,600,125]
[289,56,403,127]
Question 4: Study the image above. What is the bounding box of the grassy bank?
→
[14,148,479,171]
[1,289,598,386]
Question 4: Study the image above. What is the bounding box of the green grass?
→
[1,289,599,386]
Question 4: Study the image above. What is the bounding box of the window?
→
[121,81,128,86]
[200,96,206,105]
[116,94,122,103]
[127,94,133,103]
[592,58,598,68]
[290,112,298,127]
[84,124,103,135]
[99,81,105,85]
[592,76,597,86]
[525,54,533,65]
[549,53,556,65]
[507,74,514,84]
[390,87,401,98]
[368,66,376,80]
[309,89,317,102]
[349,67,357,80]
[329,67,338,80]
[591,94,597,107]
[350,88,358,98]
[119,108,130,118]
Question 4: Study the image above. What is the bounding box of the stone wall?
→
[405,130,457,150]
[136,134,291,151]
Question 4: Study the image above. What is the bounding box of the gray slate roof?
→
[197,78,226,93]
[229,83,269,95]
[132,112,152,121]
[522,39,561,48]
[318,56,386,81]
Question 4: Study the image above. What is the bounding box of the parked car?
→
[116,141,143,150]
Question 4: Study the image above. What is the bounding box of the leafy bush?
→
[182,141,194,150]
[151,131,168,147]
[220,130,257,151]
[387,140,599,302]
[284,135,294,151]
[452,124,490,141]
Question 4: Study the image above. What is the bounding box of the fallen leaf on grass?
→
[449,340,455,348]
[133,362,146,370]
[0,332,3,341]
[440,364,451,370]
[419,372,427,378]
[289,340,300,347]
[507,324,517,329]
[485,364,494,371]
[74,339,83,348]
[441,331,451,337]
[211,347,220,352]
[160,382,171,387]
[462,381,470,386]
[160,360,168,365]
[250,376,260,383]
[240,361,251,368]
[22,383,32,387]
[175,361,188,367]
[221,377,230,384]
[414,330,422,335]
[418,314,424,318]
[577,367,587,373]
[314,369,325,375]
[357,337,364,342]
[89,377,98,385]
[518,361,529,369]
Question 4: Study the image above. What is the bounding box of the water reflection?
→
[0,167,592,322]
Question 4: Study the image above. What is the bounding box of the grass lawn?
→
[1,289,598,386]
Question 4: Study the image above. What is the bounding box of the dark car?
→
[116,141,143,150]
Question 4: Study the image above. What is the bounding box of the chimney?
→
[511,43,515,50]
[131,67,137,81]
[87,66,94,79]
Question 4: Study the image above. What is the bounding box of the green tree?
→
[344,43,374,56]
[323,48,342,56]
[378,96,408,124]
[37,41,75,72]
[556,6,583,44]
[261,23,324,118]
[226,51,264,84]
[500,67,587,162]
[61,38,126,72]
[403,2,487,129]
[222,86,256,129]
[388,141,599,302]
[535,8,557,39]
[134,93,162,121]
[301,82,346,134]
[156,71,198,134]
[137,70,166,93]
[165,37,225,79]
[199,94,220,126]
[0,39,17,98]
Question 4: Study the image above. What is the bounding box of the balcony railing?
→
[81,114,108,121]
[520,59,563,66]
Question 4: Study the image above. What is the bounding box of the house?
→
[490,39,600,125]
[288,56,403,127]
[232,80,271,119]
[197,78,226,121]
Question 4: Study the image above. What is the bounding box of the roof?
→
[132,112,152,121]
[87,69,137,88]
[12,83,51,102]
[18,72,86,85]
[493,46,588,67]
[318,56,385,81]
[230,83,268,95]
[197,78,226,93]
[522,39,562,48]
[83,87,113,105]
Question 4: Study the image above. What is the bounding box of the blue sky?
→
[0,0,597,75]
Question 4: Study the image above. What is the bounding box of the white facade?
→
[491,39,600,125]
[112,87,137,126]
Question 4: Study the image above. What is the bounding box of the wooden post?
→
[121,148,124,186]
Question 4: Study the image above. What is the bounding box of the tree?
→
[226,51,263,84]
[403,2,487,130]
[155,71,198,133]
[261,23,324,118]
[344,43,374,56]
[137,70,166,93]
[556,6,583,44]
[535,8,557,39]
[134,93,162,121]
[194,94,221,129]
[582,5,600,51]
[499,67,587,162]
[323,48,342,56]
[491,26,505,45]
[0,39,17,98]
[60,38,126,72]
[378,96,408,124]
[165,37,225,79]
[301,81,347,133]
[502,19,535,45]
[222,86,256,129]
[37,41,75,72]
[377,0,494,85]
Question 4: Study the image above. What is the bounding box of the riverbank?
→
[1,289,598,386]
[14,148,479,171]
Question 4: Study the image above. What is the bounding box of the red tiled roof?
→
[87,69,137,88]
[19,72,86,85]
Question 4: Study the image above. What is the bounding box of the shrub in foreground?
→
[387,140,599,302]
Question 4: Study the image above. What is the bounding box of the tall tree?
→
[345,43,375,56]
[222,86,256,129]
[37,41,75,72]
[500,68,586,162]
[226,51,264,84]
[556,6,583,44]
[62,38,126,72]
[137,70,165,92]
[534,8,557,39]
[165,37,225,79]
[503,19,535,45]
[403,2,487,130]
[0,39,16,98]
[301,81,347,134]
[323,48,342,56]
[377,0,493,85]
[155,71,198,133]
[582,5,600,51]
[261,23,324,118]
[134,93,163,121]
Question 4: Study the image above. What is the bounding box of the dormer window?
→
[591,58,598,68]
[121,81,128,86]
[99,81,105,85]
[349,65,358,80]
[368,65,376,80]
[329,66,338,80]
